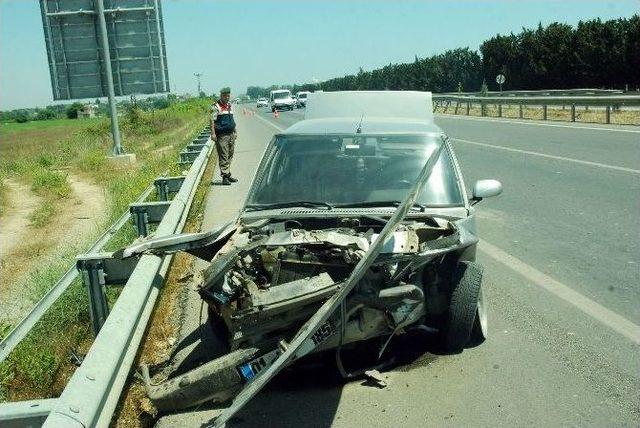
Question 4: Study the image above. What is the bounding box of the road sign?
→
[496,74,506,92]
[39,0,169,100]
[39,0,170,155]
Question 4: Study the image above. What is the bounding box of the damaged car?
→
[124,91,503,421]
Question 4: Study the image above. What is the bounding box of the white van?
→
[295,91,311,108]
[269,89,296,112]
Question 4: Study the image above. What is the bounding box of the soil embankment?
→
[0,175,106,325]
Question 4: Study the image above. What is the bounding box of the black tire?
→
[443,261,484,353]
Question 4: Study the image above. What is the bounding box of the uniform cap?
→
[220,87,231,94]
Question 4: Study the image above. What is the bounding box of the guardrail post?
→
[154,176,186,201]
[481,101,486,117]
[543,104,547,120]
[130,201,172,237]
[498,104,502,117]
[78,259,109,335]
[571,104,576,122]
[131,207,149,237]
[466,102,470,115]
[605,105,611,124]
[454,102,460,114]
[519,104,523,119]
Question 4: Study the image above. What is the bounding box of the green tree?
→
[66,102,84,119]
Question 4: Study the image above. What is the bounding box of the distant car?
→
[129,91,503,415]
[256,98,268,108]
[296,91,310,108]
[269,89,296,111]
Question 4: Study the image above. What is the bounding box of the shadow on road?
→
[190,330,444,428]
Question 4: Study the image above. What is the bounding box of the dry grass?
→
[436,103,640,125]
[112,151,217,428]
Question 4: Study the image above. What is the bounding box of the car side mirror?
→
[470,179,503,205]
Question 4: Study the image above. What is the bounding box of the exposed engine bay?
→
[141,215,476,413]
[200,216,459,352]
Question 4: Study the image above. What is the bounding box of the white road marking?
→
[452,137,640,174]
[253,108,640,343]
[253,110,286,132]
[436,113,640,134]
[480,240,640,344]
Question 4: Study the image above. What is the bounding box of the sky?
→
[0,0,637,110]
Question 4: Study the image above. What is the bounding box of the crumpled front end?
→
[144,215,476,412]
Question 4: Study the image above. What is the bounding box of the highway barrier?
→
[432,93,640,124]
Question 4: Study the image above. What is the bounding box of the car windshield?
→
[273,92,289,99]
[298,93,308,99]
[246,134,464,208]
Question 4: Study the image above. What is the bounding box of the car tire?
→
[470,285,488,346]
[443,261,485,353]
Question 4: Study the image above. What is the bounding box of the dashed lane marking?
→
[452,137,640,174]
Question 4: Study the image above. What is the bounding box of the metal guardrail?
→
[0,126,214,427]
[439,88,627,97]
[432,94,640,123]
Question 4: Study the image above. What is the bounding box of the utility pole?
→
[95,0,123,155]
[194,73,203,97]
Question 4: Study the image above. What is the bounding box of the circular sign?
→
[496,74,506,84]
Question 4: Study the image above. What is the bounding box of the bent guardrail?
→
[0,126,214,427]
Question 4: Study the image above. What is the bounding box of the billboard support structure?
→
[95,0,123,155]
[39,0,171,157]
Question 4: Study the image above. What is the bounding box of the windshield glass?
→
[246,134,464,208]
[273,92,290,99]
[298,93,308,99]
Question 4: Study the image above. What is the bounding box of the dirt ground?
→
[0,174,107,325]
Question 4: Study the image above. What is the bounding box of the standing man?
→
[211,87,238,185]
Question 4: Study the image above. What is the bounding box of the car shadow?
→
[196,329,445,428]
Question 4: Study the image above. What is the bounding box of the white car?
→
[296,91,310,108]
[269,89,296,111]
[256,98,268,108]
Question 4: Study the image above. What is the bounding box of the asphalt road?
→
[157,107,639,427]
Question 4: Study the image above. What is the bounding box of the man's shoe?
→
[227,175,238,183]
[221,176,231,185]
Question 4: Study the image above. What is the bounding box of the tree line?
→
[248,15,638,95]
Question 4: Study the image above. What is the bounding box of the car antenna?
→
[356,114,364,134]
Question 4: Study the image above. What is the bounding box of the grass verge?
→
[0,98,211,403]
[113,149,217,428]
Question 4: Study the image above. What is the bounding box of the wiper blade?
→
[333,200,427,211]
[244,201,333,211]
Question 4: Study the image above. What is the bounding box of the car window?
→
[247,134,464,207]
[273,92,290,99]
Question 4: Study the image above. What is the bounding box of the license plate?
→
[237,348,282,382]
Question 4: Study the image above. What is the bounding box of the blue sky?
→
[0,0,637,109]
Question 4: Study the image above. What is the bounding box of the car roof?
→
[305,91,434,123]
[282,117,444,135]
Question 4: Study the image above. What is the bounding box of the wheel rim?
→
[476,287,488,338]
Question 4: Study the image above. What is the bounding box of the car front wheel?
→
[443,261,485,353]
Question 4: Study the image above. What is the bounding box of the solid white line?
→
[436,113,640,134]
[479,240,640,344]
[452,137,640,174]
[252,110,286,132]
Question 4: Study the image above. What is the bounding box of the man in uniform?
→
[211,87,238,185]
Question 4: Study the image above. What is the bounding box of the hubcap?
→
[476,287,488,338]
